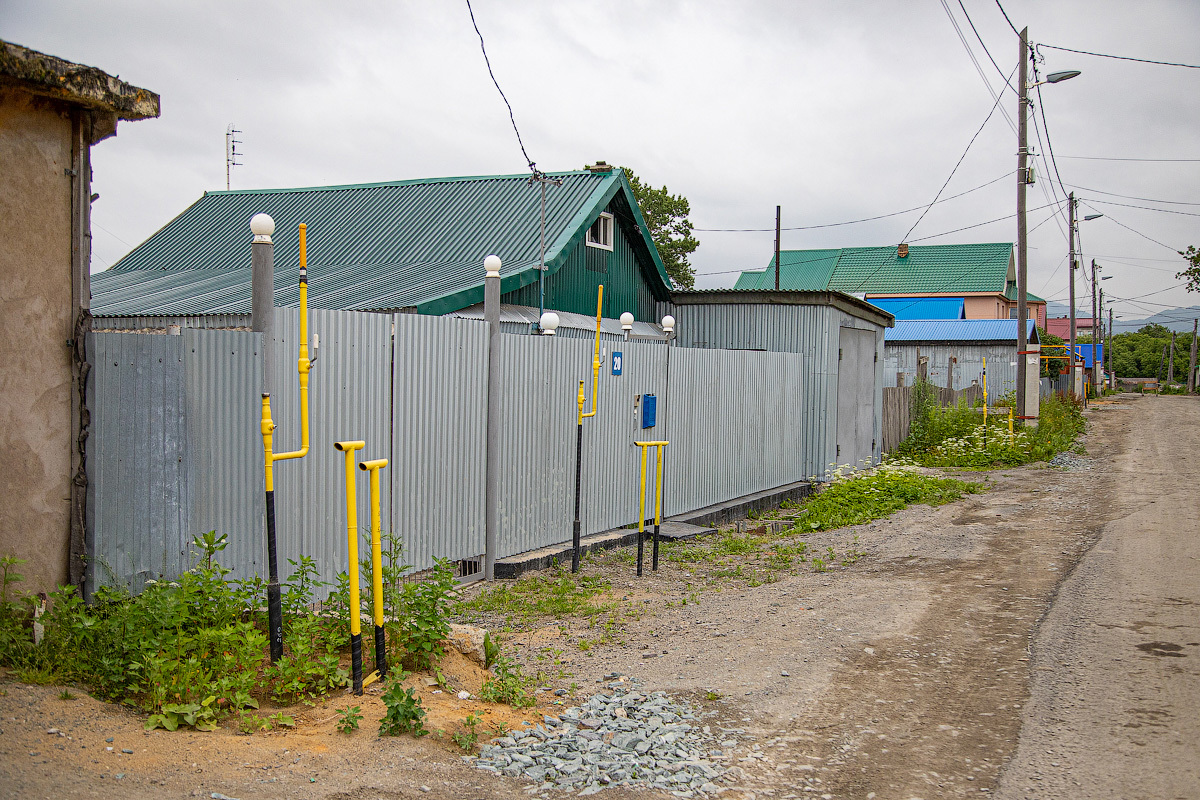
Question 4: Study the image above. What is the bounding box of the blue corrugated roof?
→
[91,170,672,316]
[884,319,1038,343]
[868,297,965,320]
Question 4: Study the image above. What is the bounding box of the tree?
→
[621,167,699,289]
[1038,328,1067,378]
[1179,246,1200,293]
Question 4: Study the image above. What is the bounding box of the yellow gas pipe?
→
[358,457,389,682]
[635,440,669,577]
[334,439,368,694]
[571,285,604,574]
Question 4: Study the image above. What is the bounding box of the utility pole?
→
[1168,330,1177,384]
[1188,318,1198,394]
[1099,287,1105,390]
[1015,26,1031,421]
[1068,193,1077,398]
[1108,307,1115,388]
[774,205,781,292]
[1157,344,1168,388]
[1091,259,1100,395]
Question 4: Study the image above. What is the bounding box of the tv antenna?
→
[226,124,243,190]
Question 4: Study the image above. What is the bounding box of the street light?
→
[1016,24,1080,421]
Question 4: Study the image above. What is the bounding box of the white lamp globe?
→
[620,312,635,330]
[250,213,275,236]
[661,314,675,333]
[484,254,502,277]
[540,312,560,335]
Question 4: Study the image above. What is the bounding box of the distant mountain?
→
[1111,306,1200,334]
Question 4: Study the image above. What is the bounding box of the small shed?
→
[659,289,893,470]
[884,319,1039,398]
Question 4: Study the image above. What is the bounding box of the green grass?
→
[454,572,616,628]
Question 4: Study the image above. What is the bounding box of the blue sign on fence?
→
[612,351,623,376]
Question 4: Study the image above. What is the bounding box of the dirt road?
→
[1,394,1196,799]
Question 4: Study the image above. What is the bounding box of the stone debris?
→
[468,675,734,796]
[1049,452,1091,471]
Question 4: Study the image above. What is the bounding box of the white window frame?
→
[586,212,614,251]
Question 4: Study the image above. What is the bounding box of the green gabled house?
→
[734,243,1046,327]
[91,165,673,325]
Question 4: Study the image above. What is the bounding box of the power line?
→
[909,201,1061,243]
[900,69,1015,243]
[693,173,1010,233]
[1058,155,1200,163]
[956,0,1018,96]
[1061,183,1200,207]
[1037,43,1200,70]
[465,0,538,174]
[992,0,1020,37]
[1081,204,1179,252]
[1087,199,1200,218]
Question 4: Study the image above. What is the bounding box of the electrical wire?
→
[693,173,1010,232]
[939,0,1016,130]
[465,0,538,174]
[1037,43,1200,70]
[1081,204,1179,252]
[956,0,1018,96]
[1058,155,1200,163]
[900,79,1011,244]
[1086,199,1200,218]
[1060,183,1200,207]
[909,201,1061,243]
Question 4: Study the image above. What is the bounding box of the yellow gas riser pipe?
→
[982,357,988,428]
[334,440,365,636]
[359,459,388,629]
[261,395,276,492]
[275,223,312,462]
[582,285,603,419]
[637,444,649,534]
[654,444,666,526]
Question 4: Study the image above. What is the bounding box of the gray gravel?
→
[1049,452,1091,470]
[467,675,731,796]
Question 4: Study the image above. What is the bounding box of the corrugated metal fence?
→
[88,309,823,593]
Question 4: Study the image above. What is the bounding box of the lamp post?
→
[1016,23,1079,420]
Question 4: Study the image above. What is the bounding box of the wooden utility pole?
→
[1108,308,1114,388]
[774,205,781,292]
[1168,331,1177,384]
[1015,26,1031,420]
[1188,318,1198,393]
[1091,259,1100,394]
[1157,344,1168,387]
[1068,193,1077,398]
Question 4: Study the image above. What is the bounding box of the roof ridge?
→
[203,170,601,197]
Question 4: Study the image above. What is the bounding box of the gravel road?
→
[1,394,1194,799]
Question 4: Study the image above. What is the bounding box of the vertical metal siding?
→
[883,343,1021,397]
[184,328,263,582]
[268,308,394,589]
[86,332,190,594]
[391,313,488,572]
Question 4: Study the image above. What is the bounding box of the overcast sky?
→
[5,0,1199,327]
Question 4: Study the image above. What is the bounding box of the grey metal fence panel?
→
[883,343,1021,398]
[94,314,251,331]
[661,347,808,516]
[390,313,489,572]
[268,308,394,590]
[86,332,190,594]
[183,328,263,582]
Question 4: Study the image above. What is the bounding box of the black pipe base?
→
[374,625,387,680]
[652,523,660,571]
[265,490,283,664]
[351,633,363,696]
[636,530,644,577]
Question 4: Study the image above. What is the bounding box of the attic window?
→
[586,212,614,251]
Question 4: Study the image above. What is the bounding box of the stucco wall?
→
[0,88,74,592]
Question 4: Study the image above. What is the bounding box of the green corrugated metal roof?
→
[93,170,673,316]
[733,249,841,291]
[1003,282,1045,303]
[735,243,1014,295]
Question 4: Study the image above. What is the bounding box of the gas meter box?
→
[641,394,657,428]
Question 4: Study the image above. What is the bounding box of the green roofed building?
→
[91,165,672,324]
[734,243,1046,327]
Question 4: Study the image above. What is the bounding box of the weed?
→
[453,712,481,752]
[336,705,364,733]
[236,711,272,735]
[456,570,614,629]
[379,683,428,737]
[58,689,76,700]
[269,712,295,728]
[479,654,536,708]
[488,719,511,737]
[810,557,827,574]
[482,631,500,670]
[397,560,457,671]
[704,690,723,701]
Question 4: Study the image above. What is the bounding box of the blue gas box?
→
[641,394,657,428]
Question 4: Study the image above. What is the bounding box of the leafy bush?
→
[478,653,536,708]
[395,559,457,671]
[795,464,981,532]
[379,682,428,737]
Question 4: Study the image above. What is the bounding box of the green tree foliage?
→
[1178,246,1200,293]
[621,167,699,289]
[1110,324,1196,380]
[1038,327,1068,378]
